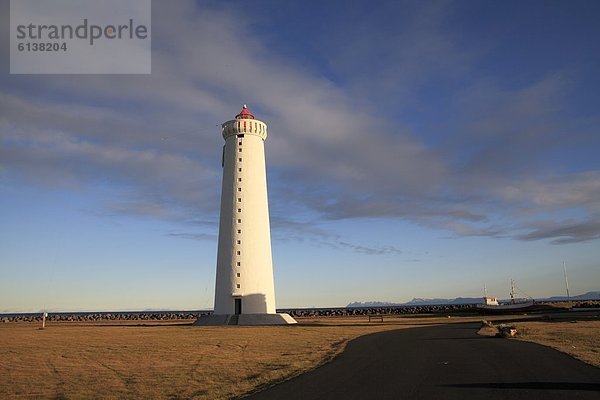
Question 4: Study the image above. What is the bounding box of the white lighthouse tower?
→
[195,105,296,326]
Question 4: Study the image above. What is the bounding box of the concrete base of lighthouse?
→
[193,313,297,326]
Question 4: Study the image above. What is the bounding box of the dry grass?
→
[516,320,600,368]
[0,315,462,400]
[2,314,595,399]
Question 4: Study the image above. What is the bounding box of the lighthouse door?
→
[234,298,242,315]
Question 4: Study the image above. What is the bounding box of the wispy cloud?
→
[271,217,401,255]
[166,232,217,241]
[1,0,598,248]
[517,218,600,245]
[314,237,402,256]
[334,241,402,256]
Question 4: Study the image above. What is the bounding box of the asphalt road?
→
[245,322,600,400]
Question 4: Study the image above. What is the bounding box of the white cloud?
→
[1,0,598,246]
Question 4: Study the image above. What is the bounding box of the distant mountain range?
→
[347,291,600,308]
[537,291,600,302]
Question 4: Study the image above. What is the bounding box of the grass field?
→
[0,314,597,399]
[516,320,600,368]
[0,316,442,400]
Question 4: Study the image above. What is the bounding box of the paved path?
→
[245,322,600,400]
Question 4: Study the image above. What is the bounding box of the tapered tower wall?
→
[214,115,276,315]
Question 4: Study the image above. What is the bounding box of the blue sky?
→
[1,0,599,312]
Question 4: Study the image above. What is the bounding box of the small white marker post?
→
[42,312,48,329]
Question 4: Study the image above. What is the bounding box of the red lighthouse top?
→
[235,104,255,120]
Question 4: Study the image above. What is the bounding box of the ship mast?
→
[510,279,516,304]
[563,261,570,300]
